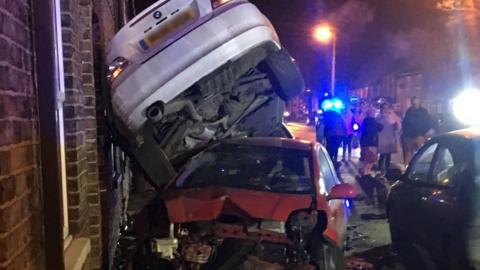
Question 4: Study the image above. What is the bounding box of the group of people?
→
[318,96,434,205]
[318,96,434,175]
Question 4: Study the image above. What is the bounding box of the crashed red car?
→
[152,137,357,269]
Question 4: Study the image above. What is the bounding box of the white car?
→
[106,0,304,186]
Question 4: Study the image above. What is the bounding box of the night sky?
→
[250,0,448,98]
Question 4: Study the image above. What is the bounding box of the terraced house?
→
[0,0,155,269]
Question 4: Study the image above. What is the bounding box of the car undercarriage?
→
[110,44,304,187]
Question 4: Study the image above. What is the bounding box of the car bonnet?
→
[162,186,317,223]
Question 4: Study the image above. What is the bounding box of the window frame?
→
[51,0,72,246]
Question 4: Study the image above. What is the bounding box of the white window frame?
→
[52,0,71,246]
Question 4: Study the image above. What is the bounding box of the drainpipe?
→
[32,0,65,269]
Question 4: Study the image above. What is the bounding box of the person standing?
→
[360,108,384,175]
[315,114,326,145]
[357,107,384,205]
[402,97,434,164]
[342,106,355,162]
[377,104,401,174]
[323,110,347,167]
[351,106,365,150]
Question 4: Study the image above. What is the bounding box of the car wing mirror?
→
[327,183,358,200]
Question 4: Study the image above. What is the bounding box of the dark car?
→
[386,129,480,270]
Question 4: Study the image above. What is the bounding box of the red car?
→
[153,137,357,269]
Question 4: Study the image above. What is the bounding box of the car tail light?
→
[107,57,130,83]
[211,0,231,8]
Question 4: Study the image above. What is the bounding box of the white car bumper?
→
[111,3,280,131]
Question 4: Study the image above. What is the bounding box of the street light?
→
[313,25,334,43]
[313,24,337,97]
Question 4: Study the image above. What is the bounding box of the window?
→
[317,147,339,194]
[408,143,438,183]
[176,143,314,194]
[432,147,455,187]
[432,146,457,187]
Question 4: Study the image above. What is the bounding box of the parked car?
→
[106,0,304,187]
[386,129,480,270]
[148,137,357,269]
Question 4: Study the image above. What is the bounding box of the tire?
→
[264,47,305,101]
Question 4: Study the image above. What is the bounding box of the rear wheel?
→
[263,47,305,101]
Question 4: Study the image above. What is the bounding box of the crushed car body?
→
[146,138,357,269]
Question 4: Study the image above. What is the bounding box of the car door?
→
[394,141,438,245]
[419,139,469,259]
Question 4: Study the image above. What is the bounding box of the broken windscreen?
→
[175,143,314,194]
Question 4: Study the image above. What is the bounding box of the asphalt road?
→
[285,122,406,270]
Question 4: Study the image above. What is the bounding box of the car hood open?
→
[162,186,314,223]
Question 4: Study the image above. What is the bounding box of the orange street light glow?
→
[313,25,334,43]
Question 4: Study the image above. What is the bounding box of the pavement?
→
[285,122,406,270]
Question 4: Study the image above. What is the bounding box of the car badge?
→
[153,11,162,19]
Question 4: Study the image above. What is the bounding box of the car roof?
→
[441,128,480,140]
[221,137,315,151]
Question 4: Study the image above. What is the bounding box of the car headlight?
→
[452,88,480,126]
[107,57,130,83]
[211,0,232,8]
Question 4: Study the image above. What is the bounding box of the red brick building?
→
[0,0,146,269]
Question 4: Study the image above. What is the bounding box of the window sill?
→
[64,238,91,270]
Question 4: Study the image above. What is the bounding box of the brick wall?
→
[0,1,45,270]
[61,0,102,268]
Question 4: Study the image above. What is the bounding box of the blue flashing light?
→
[321,100,334,111]
[321,98,344,112]
[334,100,343,109]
